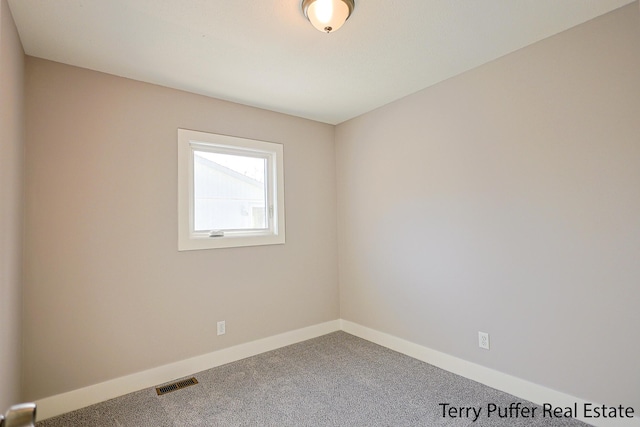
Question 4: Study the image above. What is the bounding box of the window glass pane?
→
[193,150,267,231]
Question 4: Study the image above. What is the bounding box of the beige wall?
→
[0,0,24,410]
[23,58,339,400]
[336,3,640,410]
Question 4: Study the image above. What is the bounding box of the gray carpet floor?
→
[37,331,589,426]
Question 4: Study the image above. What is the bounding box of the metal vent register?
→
[156,377,199,395]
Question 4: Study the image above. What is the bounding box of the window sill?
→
[178,233,285,251]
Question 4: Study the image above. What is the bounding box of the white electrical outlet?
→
[217,320,226,336]
[478,331,490,350]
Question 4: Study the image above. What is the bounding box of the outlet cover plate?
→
[479,331,490,350]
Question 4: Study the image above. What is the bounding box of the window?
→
[178,129,285,250]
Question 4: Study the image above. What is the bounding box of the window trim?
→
[178,129,285,251]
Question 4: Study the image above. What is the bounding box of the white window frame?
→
[178,129,285,251]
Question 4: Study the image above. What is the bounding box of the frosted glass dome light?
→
[302,0,355,33]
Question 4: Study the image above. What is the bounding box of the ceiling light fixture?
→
[302,0,355,34]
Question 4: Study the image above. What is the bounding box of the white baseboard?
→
[340,319,640,427]
[36,319,639,427]
[35,320,340,421]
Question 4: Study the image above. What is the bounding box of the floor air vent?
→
[156,377,199,395]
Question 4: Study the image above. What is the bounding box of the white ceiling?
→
[8,0,635,124]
